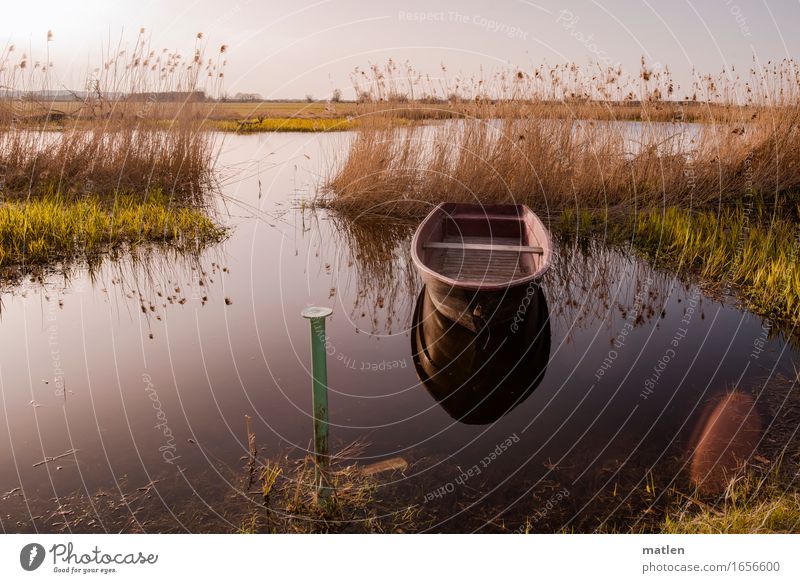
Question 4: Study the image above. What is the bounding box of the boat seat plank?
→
[424,241,543,254]
[448,213,522,221]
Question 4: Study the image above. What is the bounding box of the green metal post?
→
[301,306,333,501]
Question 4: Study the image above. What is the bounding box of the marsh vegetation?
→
[1,39,798,535]
[0,31,226,271]
[324,59,800,214]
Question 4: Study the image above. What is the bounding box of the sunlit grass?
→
[324,59,800,215]
[557,203,800,327]
[0,192,225,267]
[662,472,800,534]
[215,117,355,133]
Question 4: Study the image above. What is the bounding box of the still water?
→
[0,132,796,532]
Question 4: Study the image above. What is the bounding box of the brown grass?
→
[323,59,800,215]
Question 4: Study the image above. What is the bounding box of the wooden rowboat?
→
[411,203,551,332]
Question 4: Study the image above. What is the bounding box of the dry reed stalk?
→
[0,30,226,202]
[325,59,800,215]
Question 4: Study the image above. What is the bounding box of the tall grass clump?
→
[0,30,226,202]
[216,116,356,133]
[325,59,800,215]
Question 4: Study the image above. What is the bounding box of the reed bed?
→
[324,59,800,215]
[0,30,225,201]
[215,116,355,133]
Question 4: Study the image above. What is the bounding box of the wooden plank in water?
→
[424,242,543,253]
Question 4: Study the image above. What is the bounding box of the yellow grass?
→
[0,191,225,267]
[629,204,800,324]
[0,31,223,200]
[214,116,355,133]
[208,101,358,119]
[662,471,800,534]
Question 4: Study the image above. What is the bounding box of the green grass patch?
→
[662,473,800,534]
[214,117,356,133]
[630,205,800,325]
[0,192,225,267]
[559,203,800,327]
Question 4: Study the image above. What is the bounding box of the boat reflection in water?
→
[689,391,762,494]
[411,285,550,425]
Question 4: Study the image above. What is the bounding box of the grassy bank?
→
[629,205,800,324]
[663,490,800,533]
[0,32,222,200]
[660,459,800,534]
[557,203,800,329]
[0,192,225,267]
[0,33,227,273]
[13,99,746,125]
[323,60,800,215]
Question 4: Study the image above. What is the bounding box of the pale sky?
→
[2,0,798,99]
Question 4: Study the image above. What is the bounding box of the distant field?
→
[1,98,765,133]
[8,100,360,121]
[212,99,754,124]
[213,116,356,132]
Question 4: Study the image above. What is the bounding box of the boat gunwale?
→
[411,202,552,291]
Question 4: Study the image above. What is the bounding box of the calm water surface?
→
[0,131,796,531]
